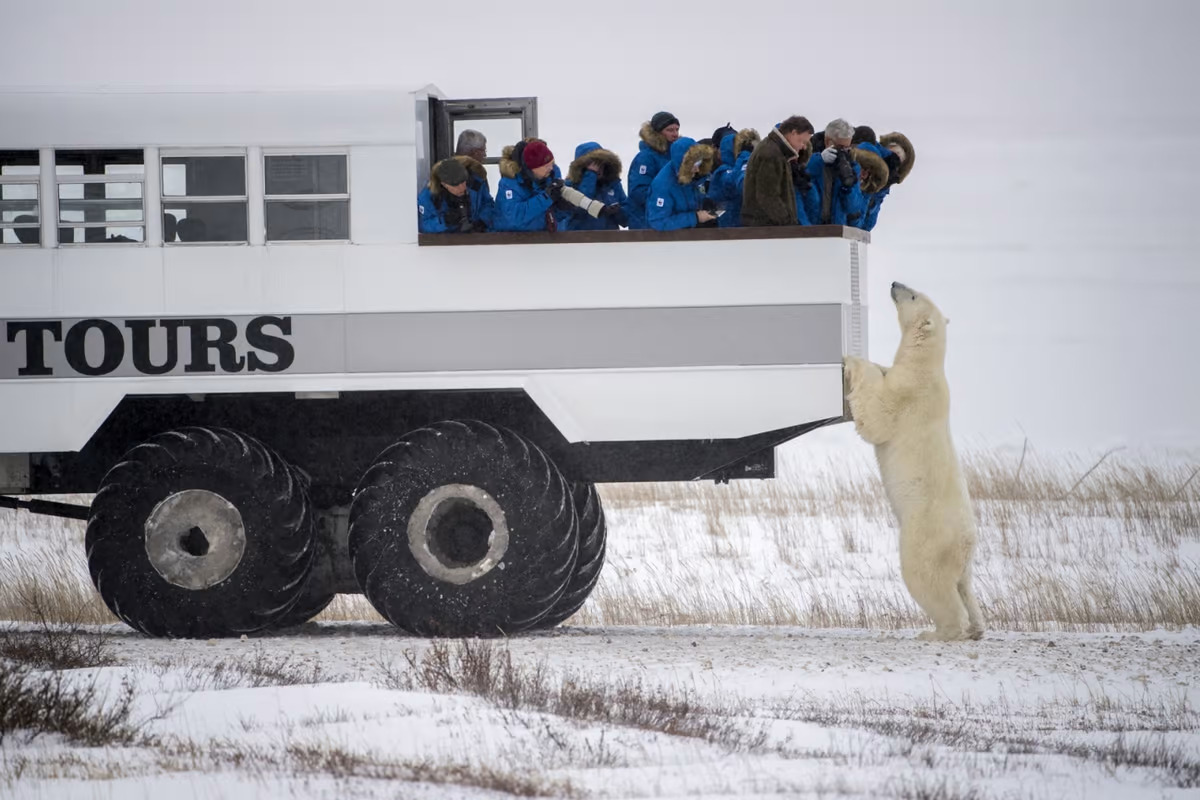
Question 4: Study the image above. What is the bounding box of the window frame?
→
[0,151,43,247]
[262,148,350,244]
[54,149,147,246]
[160,147,249,246]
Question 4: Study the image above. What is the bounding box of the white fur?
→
[843,284,984,641]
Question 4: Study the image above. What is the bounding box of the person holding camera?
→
[806,118,868,227]
[416,156,494,234]
[646,136,717,231]
[494,139,573,232]
[564,142,629,231]
[741,115,814,227]
[626,111,680,230]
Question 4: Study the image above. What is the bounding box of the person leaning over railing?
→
[646,136,717,231]
[741,115,814,227]
[417,156,493,234]
[853,130,915,231]
[806,118,867,227]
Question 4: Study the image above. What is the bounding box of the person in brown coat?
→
[741,115,815,227]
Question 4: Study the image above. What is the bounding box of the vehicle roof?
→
[0,84,440,149]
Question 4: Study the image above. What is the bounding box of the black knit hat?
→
[650,111,680,132]
[437,158,469,186]
[711,123,736,149]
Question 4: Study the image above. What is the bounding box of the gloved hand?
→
[790,161,811,191]
[600,204,628,227]
[821,146,839,165]
[835,150,857,187]
[701,197,718,213]
[444,207,465,229]
[457,217,474,233]
[883,151,902,186]
[471,218,489,233]
[547,179,565,202]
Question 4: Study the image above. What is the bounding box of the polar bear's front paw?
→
[917,628,968,642]
[843,356,866,392]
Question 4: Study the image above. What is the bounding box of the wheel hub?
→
[144,489,246,590]
[407,484,509,585]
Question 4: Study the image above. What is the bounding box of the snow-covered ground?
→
[4,444,1198,798]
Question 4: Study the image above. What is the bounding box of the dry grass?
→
[0,660,138,747]
[2,449,1197,632]
[383,639,771,754]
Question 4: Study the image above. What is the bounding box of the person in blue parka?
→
[646,136,717,231]
[806,118,867,226]
[416,156,494,234]
[708,127,761,227]
[852,141,896,231]
[494,139,571,232]
[856,131,915,231]
[564,142,629,230]
[626,111,679,230]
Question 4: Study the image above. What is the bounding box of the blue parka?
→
[806,152,867,226]
[626,123,673,230]
[854,142,895,232]
[707,129,760,227]
[564,142,629,231]
[416,157,495,233]
[646,137,715,231]
[493,144,566,232]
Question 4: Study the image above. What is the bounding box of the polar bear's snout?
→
[890,282,918,303]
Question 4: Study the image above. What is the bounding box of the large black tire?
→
[534,482,607,629]
[349,420,578,637]
[269,581,336,629]
[85,427,315,638]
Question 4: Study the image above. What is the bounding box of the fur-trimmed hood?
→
[879,132,915,184]
[853,147,889,195]
[567,142,622,185]
[499,138,551,180]
[639,122,671,155]
[667,137,715,184]
[428,155,487,197]
[733,128,760,159]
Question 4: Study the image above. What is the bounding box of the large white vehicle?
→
[0,86,868,638]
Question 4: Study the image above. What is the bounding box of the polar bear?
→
[843,282,984,641]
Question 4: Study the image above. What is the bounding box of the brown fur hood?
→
[675,141,716,184]
[733,128,760,159]
[639,121,670,155]
[853,147,890,195]
[428,155,486,197]
[566,146,622,185]
[498,138,549,179]
[879,132,915,184]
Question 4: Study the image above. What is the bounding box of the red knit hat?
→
[522,140,554,169]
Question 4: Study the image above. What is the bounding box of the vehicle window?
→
[162,153,248,243]
[56,149,145,244]
[0,150,41,245]
[263,154,349,241]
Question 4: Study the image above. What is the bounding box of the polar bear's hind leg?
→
[901,557,970,641]
[958,571,985,640]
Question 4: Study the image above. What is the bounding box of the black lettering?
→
[126,319,187,375]
[64,319,124,376]
[246,316,294,372]
[183,318,245,373]
[6,321,62,376]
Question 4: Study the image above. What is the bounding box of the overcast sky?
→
[4,1,1198,450]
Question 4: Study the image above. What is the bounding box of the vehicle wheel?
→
[85,427,315,638]
[534,482,606,628]
[349,420,578,637]
[270,581,336,629]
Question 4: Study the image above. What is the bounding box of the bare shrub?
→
[0,584,114,670]
[384,640,769,752]
[0,659,137,746]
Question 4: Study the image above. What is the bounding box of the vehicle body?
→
[0,86,868,637]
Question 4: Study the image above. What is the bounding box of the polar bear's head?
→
[891,282,948,358]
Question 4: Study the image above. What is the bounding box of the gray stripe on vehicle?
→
[0,305,846,379]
